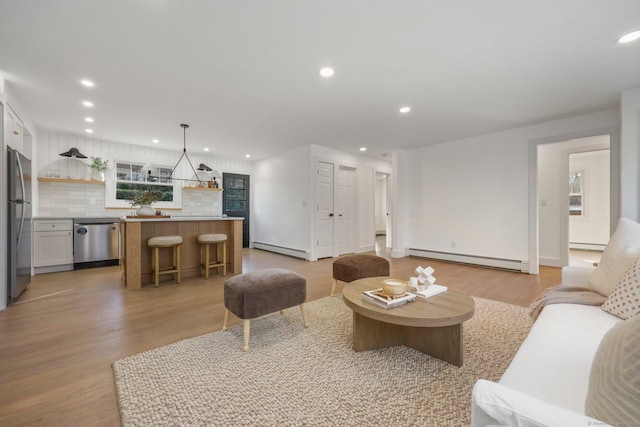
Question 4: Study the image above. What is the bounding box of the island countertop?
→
[121,216,243,223]
[121,217,243,289]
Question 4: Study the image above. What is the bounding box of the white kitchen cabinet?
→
[33,219,74,273]
[5,106,23,153]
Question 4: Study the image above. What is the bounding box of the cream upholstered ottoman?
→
[222,268,309,351]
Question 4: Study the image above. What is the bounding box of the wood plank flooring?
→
[0,248,561,426]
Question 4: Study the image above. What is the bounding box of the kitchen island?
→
[120,216,243,289]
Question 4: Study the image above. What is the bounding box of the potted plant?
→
[128,187,162,216]
[89,156,109,181]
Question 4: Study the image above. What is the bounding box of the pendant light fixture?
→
[169,123,201,182]
[59,147,88,158]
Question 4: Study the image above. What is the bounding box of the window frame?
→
[105,159,183,209]
[569,169,585,217]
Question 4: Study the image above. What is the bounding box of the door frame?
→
[528,127,620,274]
[311,156,359,260]
[373,169,392,249]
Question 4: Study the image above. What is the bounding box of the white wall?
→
[34,131,250,217]
[538,143,568,266]
[393,109,620,269]
[620,87,640,221]
[251,144,391,259]
[569,150,610,245]
[252,145,313,252]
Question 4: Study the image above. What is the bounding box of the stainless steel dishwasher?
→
[73,218,120,269]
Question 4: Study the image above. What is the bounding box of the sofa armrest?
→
[561,266,595,287]
[471,380,609,427]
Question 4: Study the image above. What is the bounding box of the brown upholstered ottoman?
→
[222,268,309,351]
[331,254,390,296]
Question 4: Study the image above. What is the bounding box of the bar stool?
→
[198,233,227,278]
[148,235,182,287]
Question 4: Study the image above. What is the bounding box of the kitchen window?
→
[105,160,182,209]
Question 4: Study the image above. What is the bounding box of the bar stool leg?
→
[154,247,160,287]
[205,243,210,279]
[176,245,181,284]
[222,241,227,277]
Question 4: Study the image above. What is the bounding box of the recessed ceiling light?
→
[85,129,94,134]
[204,148,209,152]
[84,117,94,123]
[319,67,335,77]
[152,139,159,143]
[618,30,640,44]
[80,79,95,88]
[82,101,94,107]
[399,106,411,114]
[359,147,367,152]
[245,154,251,158]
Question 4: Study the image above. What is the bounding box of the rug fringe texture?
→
[112,295,531,426]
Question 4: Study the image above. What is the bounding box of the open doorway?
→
[537,134,611,268]
[374,171,391,258]
[568,149,610,267]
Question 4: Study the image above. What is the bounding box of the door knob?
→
[329,213,334,217]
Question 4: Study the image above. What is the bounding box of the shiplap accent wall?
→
[35,131,250,216]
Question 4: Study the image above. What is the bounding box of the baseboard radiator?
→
[569,242,606,251]
[407,248,528,273]
[253,242,310,261]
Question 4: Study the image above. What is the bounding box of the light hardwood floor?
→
[0,248,561,426]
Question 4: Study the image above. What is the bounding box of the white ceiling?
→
[0,1,638,161]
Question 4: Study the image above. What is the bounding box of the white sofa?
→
[471,266,621,427]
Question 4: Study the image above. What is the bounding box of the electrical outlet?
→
[89,198,96,205]
[451,241,456,249]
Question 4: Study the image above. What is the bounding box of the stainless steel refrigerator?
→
[7,147,32,304]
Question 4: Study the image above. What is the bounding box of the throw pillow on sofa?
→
[588,218,640,297]
[602,256,640,320]
[585,314,640,425]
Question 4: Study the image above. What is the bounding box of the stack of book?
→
[361,289,416,309]
[411,284,448,299]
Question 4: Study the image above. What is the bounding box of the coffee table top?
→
[342,276,475,328]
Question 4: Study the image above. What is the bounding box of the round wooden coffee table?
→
[342,276,475,366]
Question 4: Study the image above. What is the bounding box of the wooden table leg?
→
[351,312,464,367]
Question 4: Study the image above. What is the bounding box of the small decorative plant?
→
[89,156,109,171]
[128,187,162,206]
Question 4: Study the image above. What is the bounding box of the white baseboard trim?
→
[569,242,606,251]
[357,245,375,253]
[407,248,528,273]
[34,264,74,275]
[253,242,310,261]
[539,257,564,268]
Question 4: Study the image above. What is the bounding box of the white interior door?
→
[337,166,355,255]
[315,161,334,259]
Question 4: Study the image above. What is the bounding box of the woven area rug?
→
[113,296,532,426]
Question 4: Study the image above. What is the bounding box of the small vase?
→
[136,205,155,216]
[92,170,106,182]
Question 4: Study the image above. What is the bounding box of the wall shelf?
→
[38,177,105,185]
[182,186,223,192]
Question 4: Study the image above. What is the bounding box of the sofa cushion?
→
[499,304,620,413]
[602,256,640,320]
[588,218,640,297]
[585,315,640,425]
